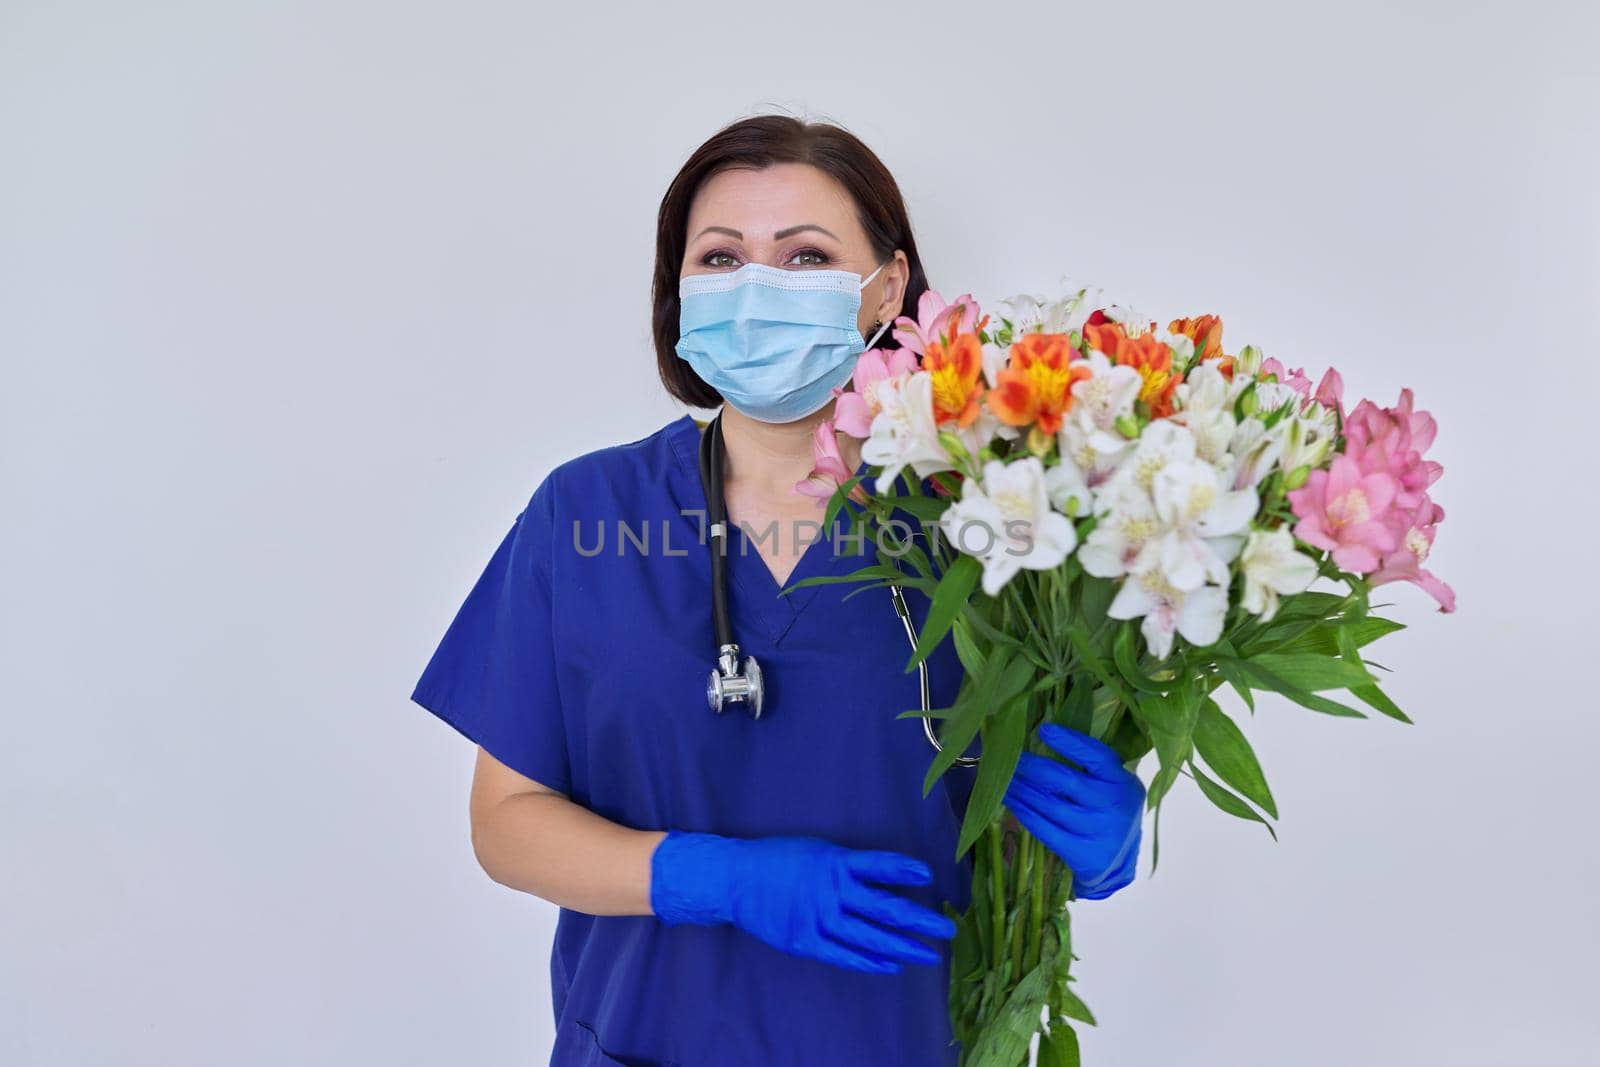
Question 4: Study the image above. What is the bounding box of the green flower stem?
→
[1010,832,1032,976]
[1026,835,1047,973]
[987,819,1005,975]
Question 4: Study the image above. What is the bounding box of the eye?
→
[789,247,831,267]
[701,249,739,268]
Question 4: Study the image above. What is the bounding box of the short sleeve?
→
[409,474,571,795]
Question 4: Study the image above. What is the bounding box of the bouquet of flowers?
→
[792,283,1455,1067]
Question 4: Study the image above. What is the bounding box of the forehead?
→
[685,162,862,240]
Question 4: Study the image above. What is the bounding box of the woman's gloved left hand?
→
[1001,723,1146,900]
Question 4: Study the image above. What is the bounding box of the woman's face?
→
[680,162,908,339]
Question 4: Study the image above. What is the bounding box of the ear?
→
[872,250,911,327]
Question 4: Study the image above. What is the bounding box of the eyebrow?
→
[692,223,841,242]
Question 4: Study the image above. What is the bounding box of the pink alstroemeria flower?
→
[1288,453,1401,573]
[831,346,920,438]
[1343,388,1443,515]
[1369,493,1456,612]
[794,418,870,507]
[1313,367,1344,417]
[1260,357,1313,399]
[891,288,981,357]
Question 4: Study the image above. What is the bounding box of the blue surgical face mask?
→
[675,259,895,424]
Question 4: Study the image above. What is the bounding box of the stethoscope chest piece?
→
[707,644,763,718]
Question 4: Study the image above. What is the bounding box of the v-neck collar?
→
[666,411,873,647]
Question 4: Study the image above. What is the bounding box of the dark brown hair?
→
[651,115,932,409]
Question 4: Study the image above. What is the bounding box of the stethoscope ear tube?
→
[889,585,980,767]
[699,409,764,718]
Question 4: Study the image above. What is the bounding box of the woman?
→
[410,115,1146,1067]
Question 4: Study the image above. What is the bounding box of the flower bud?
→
[937,431,971,461]
[1026,425,1053,457]
[1114,413,1141,439]
[1284,464,1311,490]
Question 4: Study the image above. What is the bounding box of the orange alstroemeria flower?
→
[923,330,986,426]
[1169,314,1225,360]
[1084,321,1179,418]
[1169,313,1233,380]
[986,332,1092,435]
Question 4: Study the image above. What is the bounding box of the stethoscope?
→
[697,408,979,766]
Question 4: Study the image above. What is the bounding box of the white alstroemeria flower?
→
[862,372,956,492]
[1278,402,1338,474]
[997,284,1101,336]
[1043,458,1092,518]
[1162,331,1197,375]
[1069,351,1142,443]
[1253,379,1301,418]
[1078,482,1161,579]
[980,338,1008,388]
[1226,416,1287,491]
[1150,459,1259,591]
[1057,418,1134,514]
[939,457,1077,596]
[1172,361,1237,470]
[1233,344,1265,381]
[1097,419,1198,511]
[1102,303,1153,336]
[1239,527,1319,621]
[1108,569,1229,660]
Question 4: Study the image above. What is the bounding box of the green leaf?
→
[1134,685,1198,810]
[907,554,981,672]
[1078,576,1115,630]
[783,560,898,594]
[1053,982,1097,1026]
[1272,615,1406,657]
[1214,659,1256,713]
[783,564,926,590]
[1337,625,1413,724]
[956,697,1030,858]
[1350,682,1412,723]
[1193,698,1278,819]
[961,598,1022,651]
[1236,652,1375,692]
[895,703,957,720]
[947,901,980,990]
[821,474,863,531]
[962,943,1058,1067]
[1189,761,1277,840]
[1113,622,1171,693]
[1272,591,1351,619]
[1066,622,1134,709]
[1037,1024,1081,1067]
[921,650,1013,798]
[951,616,987,678]
[1276,686,1368,718]
[884,494,950,523]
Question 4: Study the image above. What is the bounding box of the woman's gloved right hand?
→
[648,830,956,974]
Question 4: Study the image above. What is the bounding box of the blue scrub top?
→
[411,412,978,1067]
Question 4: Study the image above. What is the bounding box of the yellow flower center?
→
[929,366,970,417]
[1137,366,1171,406]
[1024,358,1071,405]
[1328,488,1371,528]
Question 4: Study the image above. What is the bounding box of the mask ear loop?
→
[859,257,894,352]
[862,316,892,352]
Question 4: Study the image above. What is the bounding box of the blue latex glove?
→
[1002,723,1145,900]
[649,831,957,974]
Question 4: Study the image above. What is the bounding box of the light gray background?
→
[3,2,1596,1064]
